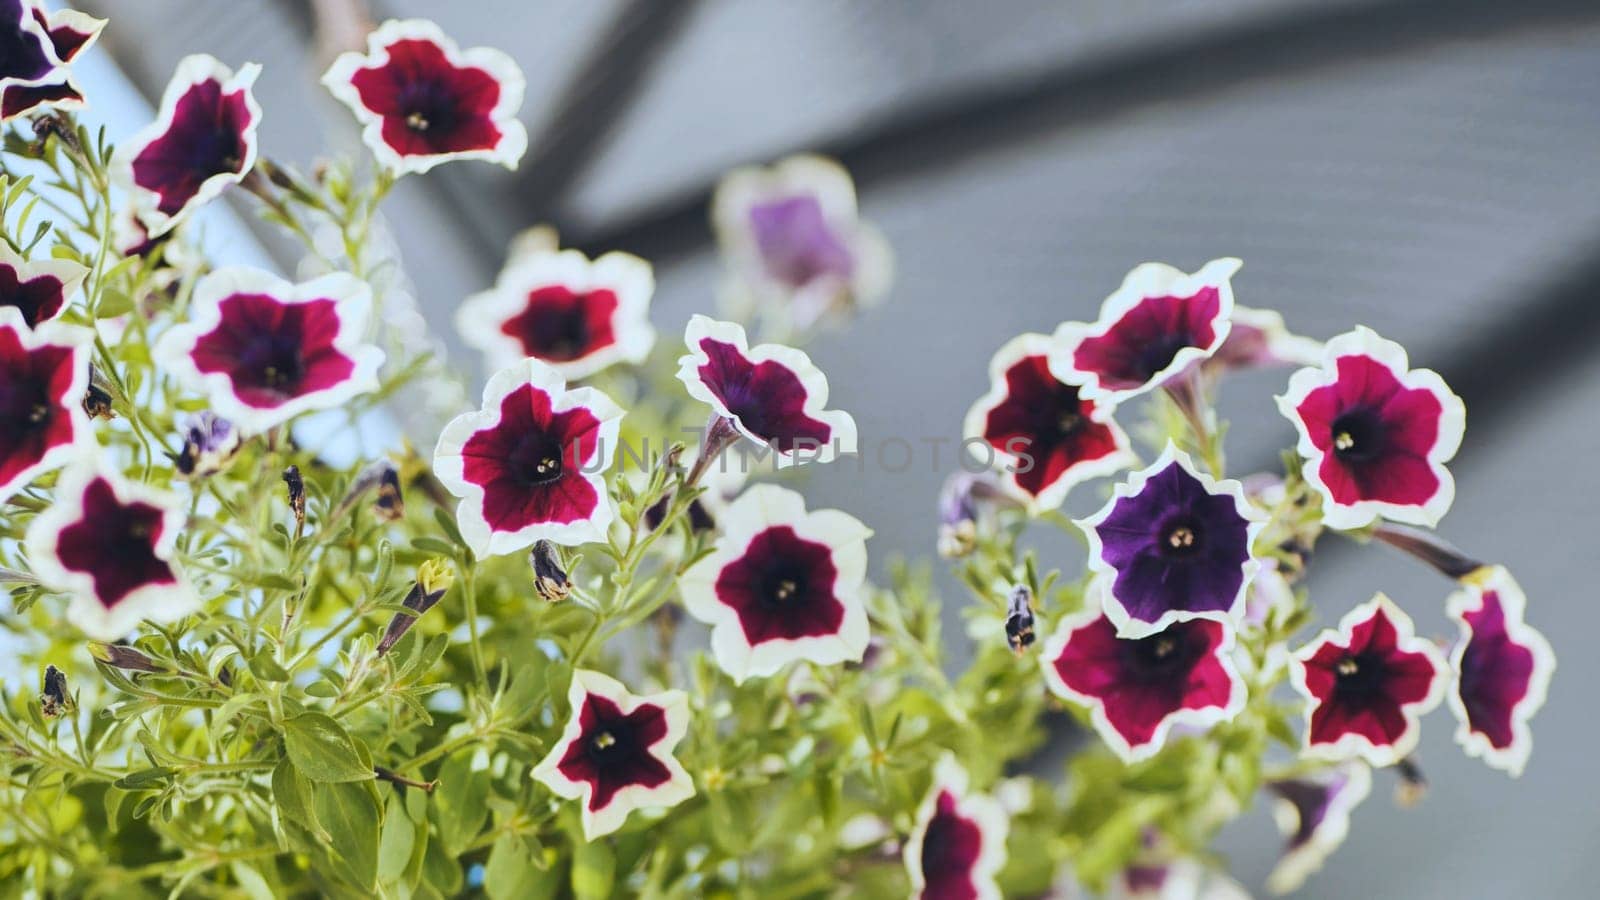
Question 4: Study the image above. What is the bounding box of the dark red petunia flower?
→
[154,268,384,434]
[963,332,1135,512]
[1050,258,1240,404]
[1080,444,1267,638]
[532,669,693,840]
[680,484,871,682]
[457,248,655,379]
[903,756,1008,900]
[0,310,92,502]
[1279,327,1465,530]
[112,55,261,234]
[677,314,857,464]
[322,19,526,176]
[25,462,198,640]
[1290,594,1446,766]
[434,357,623,556]
[1263,762,1372,894]
[1040,592,1245,762]
[0,1,104,120]
[1444,567,1555,776]
[0,242,85,327]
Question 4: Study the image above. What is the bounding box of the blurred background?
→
[70,0,1600,895]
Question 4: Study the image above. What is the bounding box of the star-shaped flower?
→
[433,358,623,555]
[25,461,199,640]
[903,755,1008,900]
[1040,591,1245,762]
[1078,444,1266,638]
[1050,258,1240,404]
[1290,594,1446,765]
[679,484,871,682]
[676,315,857,464]
[322,19,527,176]
[0,241,85,328]
[712,155,891,333]
[0,309,92,503]
[1278,327,1465,530]
[112,54,261,234]
[153,268,385,435]
[0,0,104,121]
[531,669,693,840]
[1444,567,1555,777]
[963,332,1135,512]
[456,248,655,379]
[1263,762,1372,894]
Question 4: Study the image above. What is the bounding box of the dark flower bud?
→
[41,665,72,718]
[1372,523,1484,581]
[173,412,240,478]
[377,560,454,656]
[83,367,115,420]
[334,460,405,522]
[282,465,306,535]
[1004,585,1036,654]
[1394,756,1428,808]
[532,540,570,602]
[88,641,166,674]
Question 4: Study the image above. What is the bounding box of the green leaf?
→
[113,766,175,789]
[272,759,326,839]
[283,713,375,783]
[433,749,490,855]
[485,833,543,900]
[248,650,292,683]
[378,794,416,884]
[571,840,615,900]
[315,780,381,891]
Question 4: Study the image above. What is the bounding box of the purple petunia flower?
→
[172,411,240,479]
[322,19,527,176]
[1444,567,1555,777]
[531,669,693,840]
[0,309,93,503]
[1263,762,1372,894]
[0,0,104,120]
[0,241,85,329]
[1079,444,1266,638]
[903,755,1009,900]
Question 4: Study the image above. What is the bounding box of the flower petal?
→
[1445,567,1555,777]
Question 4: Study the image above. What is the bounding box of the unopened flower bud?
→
[532,540,569,602]
[1394,757,1428,808]
[173,412,240,478]
[282,465,306,534]
[40,664,72,717]
[377,559,455,656]
[334,460,405,522]
[1005,585,1035,654]
[88,641,166,674]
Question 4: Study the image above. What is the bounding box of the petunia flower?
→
[1444,567,1555,777]
[1263,762,1372,895]
[903,755,1008,900]
[935,469,1019,559]
[456,248,655,379]
[678,484,871,682]
[433,357,623,555]
[676,315,857,465]
[24,461,199,641]
[0,1,104,120]
[1040,590,1246,762]
[712,154,891,333]
[171,411,240,478]
[112,55,261,235]
[1078,444,1266,638]
[1289,594,1446,766]
[1205,305,1322,374]
[0,241,86,328]
[963,332,1135,512]
[1049,258,1240,404]
[321,19,527,176]
[531,669,694,840]
[0,309,92,503]
[1108,858,1252,900]
[153,267,384,435]
[1277,327,1465,530]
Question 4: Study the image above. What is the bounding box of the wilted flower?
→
[1444,567,1555,777]
[456,249,655,379]
[1050,258,1240,404]
[333,459,404,521]
[82,367,114,420]
[1004,584,1035,654]
[40,664,71,718]
[678,485,871,682]
[1205,305,1321,374]
[282,465,306,535]
[25,462,198,641]
[1078,444,1266,638]
[172,411,239,478]
[1278,327,1465,530]
[1290,594,1446,766]
[963,333,1135,512]
[433,357,623,555]
[531,539,569,602]
[112,55,261,234]
[1263,762,1371,894]
[0,1,104,120]
[677,315,857,464]
[153,268,385,435]
[322,19,527,175]
[0,241,85,327]
[531,669,694,840]
[903,755,1008,900]
[376,559,454,656]
[0,310,93,504]
[1040,587,1245,762]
